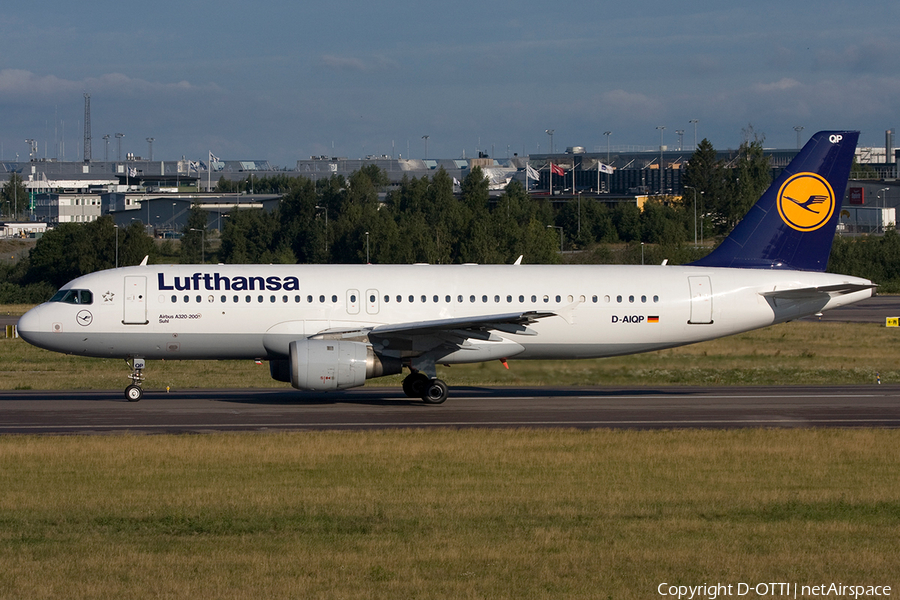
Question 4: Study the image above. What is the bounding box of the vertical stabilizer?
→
[689,130,858,271]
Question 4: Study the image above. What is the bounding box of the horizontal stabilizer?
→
[760,283,876,300]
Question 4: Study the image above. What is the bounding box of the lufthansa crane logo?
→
[776,172,836,232]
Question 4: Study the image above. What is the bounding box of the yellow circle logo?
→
[776,172,835,231]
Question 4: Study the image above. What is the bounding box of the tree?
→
[181,205,209,264]
[1,173,27,219]
[683,139,727,232]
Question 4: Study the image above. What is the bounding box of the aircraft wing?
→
[311,310,556,340]
[759,283,877,300]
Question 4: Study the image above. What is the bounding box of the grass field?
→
[3,319,900,391]
[3,310,898,598]
[0,430,897,599]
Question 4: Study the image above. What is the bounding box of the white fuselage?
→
[17,263,873,363]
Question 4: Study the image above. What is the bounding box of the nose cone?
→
[16,305,45,347]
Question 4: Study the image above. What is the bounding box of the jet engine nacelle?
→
[276,339,402,391]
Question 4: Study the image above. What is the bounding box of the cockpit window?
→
[49,289,93,305]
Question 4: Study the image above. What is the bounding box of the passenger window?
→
[245,295,251,303]
[556,295,561,303]
[332,295,337,303]
[171,295,177,303]
[629,295,634,303]
[295,295,301,303]
[234,295,239,303]
[543,295,549,303]
[494,295,500,303]
[270,296,276,303]
[422,295,427,303]
[605,295,610,303]
[350,294,357,303]
[384,295,390,303]
[370,295,376,303]
[482,295,488,303]
[616,295,622,303]
[258,295,264,303]
[282,295,288,303]
[433,295,438,303]
[319,295,325,303]
[445,295,451,303]
[307,295,313,303]
[184,295,190,303]
[519,295,524,303]
[397,295,402,302]
[208,295,214,303]
[470,295,476,303]
[592,295,598,303]
[641,295,647,303]
[531,295,537,302]
[221,295,227,303]
[196,295,202,303]
[507,295,512,303]
[409,295,414,303]
[653,295,659,303]
[458,295,463,303]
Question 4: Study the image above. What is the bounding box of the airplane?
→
[17,130,875,404]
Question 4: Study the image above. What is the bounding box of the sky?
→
[1,0,899,167]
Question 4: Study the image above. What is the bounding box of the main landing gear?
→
[402,371,449,404]
[124,357,145,402]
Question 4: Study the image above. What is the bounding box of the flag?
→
[596,162,615,174]
[209,152,220,163]
[550,163,565,176]
[128,168,137,177]
[453,177,461,186]
[189,161,200,172]
[526,165,541,181]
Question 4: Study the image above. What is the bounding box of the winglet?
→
[689,131,858,272]
[513,255,523,265]
[140,255,149,266]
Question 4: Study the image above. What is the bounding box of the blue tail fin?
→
[689,130,859,271]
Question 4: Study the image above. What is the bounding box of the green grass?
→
[0,430,897,599]
[4,320,900,391]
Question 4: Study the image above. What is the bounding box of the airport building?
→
[2,131,898,235]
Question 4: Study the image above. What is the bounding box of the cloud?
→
[752,78,802,93]
[600,89,663,118]
[0,69,213,101]
[320,54,399,73]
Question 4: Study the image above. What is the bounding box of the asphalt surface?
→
[1,385,898,433]
[3,295,899,434]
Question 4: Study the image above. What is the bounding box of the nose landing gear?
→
[125,357,145,402]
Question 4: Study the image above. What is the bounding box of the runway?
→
[1,384,898,433]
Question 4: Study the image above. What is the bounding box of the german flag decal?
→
[647,316,659,323]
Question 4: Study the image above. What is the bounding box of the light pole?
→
[365,231,370,264]
[146,138,154,161]
[103,134,110,161]
[115,133,125,161]
[656,126,666,194]
[315,205,328,254]
[794,126,804,149]
[547,225,563,253]
[641,242,645,265]
[114,224,119,268]
[689,119,699,150]
[545,129,554,154]
[676,129,684,151]
[685,185,701,247]
[190,228,205,263]
[603,131,611,193]
[422,135,429,160]
[879,187,890,233]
